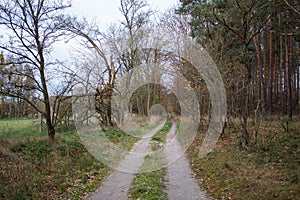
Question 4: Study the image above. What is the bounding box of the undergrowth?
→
[187,119,300,200]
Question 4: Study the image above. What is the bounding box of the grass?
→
[121,116,162,138]
[5,116,297,199]
[0,131,109,200]
[0,118,76,139]
[129,119,172,200]
[102,128,140,151]
[151,120,172,151]
[100,116,164,157]
[0,119,44,139]
[129,154,168,200]
[186,119,300,200]
[0,117,155,200]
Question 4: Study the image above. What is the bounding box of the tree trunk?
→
[263,31,268,112]
[285,30,292,119]
[284,30,289,116]
[274,49,279,114]
[41,69,55,139]
[47,117,55,140]
[287,33,293,119]
[106,91,113,126]
[280,32,285,115]
[240,45,251,149]
[147,84,151,116]
[253,30,265,111]
[297,42,300,115]
[268,18,273,114]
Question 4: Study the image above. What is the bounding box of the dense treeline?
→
[178,0,299,148]
[178,0,299,118]
[0,55,36,119]
[0,99,34,119]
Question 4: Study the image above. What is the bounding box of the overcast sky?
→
[70,0,179,27]
[52,0,179,60]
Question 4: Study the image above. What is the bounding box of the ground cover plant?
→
[0,117,157,200]
[129,119,172,200]
[187,119,300,200]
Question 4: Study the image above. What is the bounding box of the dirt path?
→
[86,121,210,200]
[86,121,165,200]
[164,122,211,200]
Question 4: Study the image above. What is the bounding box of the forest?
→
[0,0,299,199]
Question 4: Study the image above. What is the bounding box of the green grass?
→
[0,119,45,139]
[0,131,109,200]
[129,120,172,200]
[100,118,164,152]
[0,119,76,139]
[103,128,140,151]
[129,154,168,200]
[151,120,172,151]
[186,119,300,200]
[0,117,164,200]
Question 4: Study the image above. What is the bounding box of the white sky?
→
[53,0,179,60]
[70,0,179,27]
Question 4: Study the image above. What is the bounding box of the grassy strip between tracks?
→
[128,120,173,200]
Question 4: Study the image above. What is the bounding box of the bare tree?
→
[62,17,119,126]
[283,0,300,16]
[62,0,153,126]
[0,0,72,140]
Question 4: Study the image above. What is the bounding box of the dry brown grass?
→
[186,119,299,200]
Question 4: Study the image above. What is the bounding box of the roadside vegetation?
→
[187,119,300,200]
[129,119,172,200]
[0,130,108,200]
[0,117,155,200]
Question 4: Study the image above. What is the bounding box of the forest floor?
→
[187,118,300,200]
